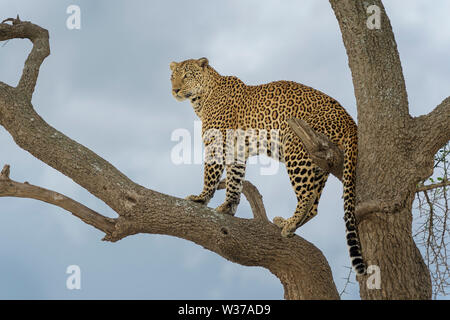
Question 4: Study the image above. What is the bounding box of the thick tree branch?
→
[0,166,340,299]
[412,97,450,167]
[0,165,116,235]
[0,16,50,100]
[287,118,344,181]
[0,163,270,237]
[0,164,338,299]
[330,0,433,299]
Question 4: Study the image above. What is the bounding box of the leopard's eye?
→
[184,71,194,79]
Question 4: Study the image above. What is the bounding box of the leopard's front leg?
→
[186,130,225,205]
[216,162,246,216]
[185,161,224,205]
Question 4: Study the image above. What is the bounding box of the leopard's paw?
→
[185,194,208,204]
[273,217,295,238]
[273,216,287,228]
[281,225,295,238]
[216,201,238,216]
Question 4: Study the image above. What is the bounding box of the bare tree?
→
[0,0,449,299]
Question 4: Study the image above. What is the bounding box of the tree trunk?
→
[330,0,449,299]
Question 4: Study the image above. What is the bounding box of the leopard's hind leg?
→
[273,135,327,237]
[297,168,328,228]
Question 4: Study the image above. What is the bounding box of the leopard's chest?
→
[200,94,241,131]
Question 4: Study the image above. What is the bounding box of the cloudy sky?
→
[0,0,449,299]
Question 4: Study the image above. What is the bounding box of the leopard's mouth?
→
[172,92,186,101]
[172,90,192,102]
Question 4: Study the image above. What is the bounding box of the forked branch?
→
[218,179,269,222]
[0,165,116,234]
[0,16,50,100]
[0,165,268,234]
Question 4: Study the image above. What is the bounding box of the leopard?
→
[169,57,366,275]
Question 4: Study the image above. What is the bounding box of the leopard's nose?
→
[173,89,180,94]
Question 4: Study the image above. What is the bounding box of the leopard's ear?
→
[197,57,209,69]
[170,61,178,71]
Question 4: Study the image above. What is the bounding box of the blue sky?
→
[0,0,449,299]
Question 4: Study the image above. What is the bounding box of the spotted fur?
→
[170,58,366,275]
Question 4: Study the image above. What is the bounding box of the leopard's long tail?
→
[343,133,366,275]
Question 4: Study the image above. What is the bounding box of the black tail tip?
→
[355,263,367,276]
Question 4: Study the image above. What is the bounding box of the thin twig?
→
[339,266,354,297]
[417,179,450,193]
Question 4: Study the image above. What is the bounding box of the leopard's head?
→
[169,57,210,101]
